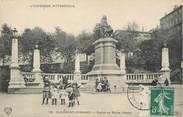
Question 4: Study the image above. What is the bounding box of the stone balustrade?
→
[22,71,164,84]
[42,73,74,83]
[22,72,35,82]
[22,72,163,85]
[126,72,163,84]
[81,74,89,83]
[22,72,89,84]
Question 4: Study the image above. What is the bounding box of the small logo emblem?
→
[4,107,12,116]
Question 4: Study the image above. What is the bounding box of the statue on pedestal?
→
[94,15,113,39]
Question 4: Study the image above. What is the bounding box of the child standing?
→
[67,87,74,107]
[50,84,58,105]
[72,83,81,105]
[42,77,50,105]
[60,87,67,105]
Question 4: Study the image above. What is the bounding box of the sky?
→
[0,0,183,36]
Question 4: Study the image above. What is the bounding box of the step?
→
[8,87,43,94]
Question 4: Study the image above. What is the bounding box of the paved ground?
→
[0,85,182,117]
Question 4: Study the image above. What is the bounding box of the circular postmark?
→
[127,84,150,111]
[127,79,165,111]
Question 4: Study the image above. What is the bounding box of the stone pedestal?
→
[32,45,41,72]
[8,37,25,93]
[160,45,171,85]
[89,38,121,74]
[74,73,81,83]
[8,67,25,89]
[32,45,43,87]
[74,53,81,83]
[120,49,126,74]
[87,38,126,93]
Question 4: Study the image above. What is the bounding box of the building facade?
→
[115,30,152,42]
[160,5,183,82]
[160,5,183,60]
[160,6,183,32]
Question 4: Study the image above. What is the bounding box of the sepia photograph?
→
[0,0,183,117]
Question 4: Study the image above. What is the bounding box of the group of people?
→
[95,77,111,92]
[151,78,169,86]
[42,76,81,107]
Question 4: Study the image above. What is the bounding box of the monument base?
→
[160,69,171,85]
[8,67,26,93]
[86,70,127,93]
[32,70,44,88]
[85,37,127,93]
[74,73,81,83]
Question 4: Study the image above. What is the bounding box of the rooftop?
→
[115,30,151,34]
[160,5,183,21]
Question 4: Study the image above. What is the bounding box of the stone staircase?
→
[79,83,128,94]
[170,68,182,84]
[8,87,43,94]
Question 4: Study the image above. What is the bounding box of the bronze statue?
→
[94,15,113,39]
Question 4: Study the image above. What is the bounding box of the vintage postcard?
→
[0,0,183,117]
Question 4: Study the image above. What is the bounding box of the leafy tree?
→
[136,39,162,72]
[20,27,55,65]
[76,31,95,55]
[151,28,181,70]
[114,22,139,52]
[114,30,137,52]
[0,24,13,66]
[0,66,10,92]
[127,22,139,32]
[132,27,181,73]
[53,27,76,73]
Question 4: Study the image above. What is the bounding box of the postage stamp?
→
[150,87,174,116]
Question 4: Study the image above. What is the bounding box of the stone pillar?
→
[11,38,19,68]
[33,45,41,72]
[8,35,25,92]
[74,52,81,74]
[74,52,81,82]
[32,45,43,87]
[160,44,171,85]
[120,49,126,74]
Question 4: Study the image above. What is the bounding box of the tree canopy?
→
[20,27,55,64]
[0,23,181,75]
[0,24,13,65]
